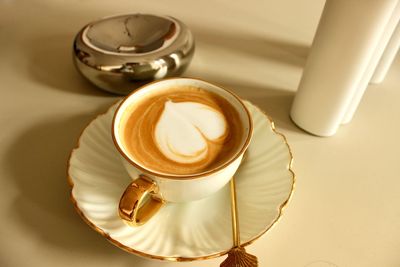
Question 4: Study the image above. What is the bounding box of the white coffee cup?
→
[112,78,253,226]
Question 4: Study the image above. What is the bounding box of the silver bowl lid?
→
[73,14,195,94]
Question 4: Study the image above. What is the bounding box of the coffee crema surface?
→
[121,86,243,175]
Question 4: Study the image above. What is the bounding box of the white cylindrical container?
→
[371,20,400,83]
[290,0,398,136]
[342,1,400,124]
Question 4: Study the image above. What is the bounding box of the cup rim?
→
[112,77,253,180]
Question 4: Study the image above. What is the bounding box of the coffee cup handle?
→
[118,175,164,226]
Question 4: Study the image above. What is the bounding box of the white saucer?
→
[67,100,295,261]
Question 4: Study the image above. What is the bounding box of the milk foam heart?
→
[155,101,227,163]
[121,86,243,175]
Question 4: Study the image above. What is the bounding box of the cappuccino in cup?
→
[120,86,243,175]
[112,78,253,226]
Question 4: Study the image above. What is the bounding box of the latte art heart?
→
[122,86,243,175]
[155,101,227,163]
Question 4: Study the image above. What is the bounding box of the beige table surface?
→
[1,0,400,266]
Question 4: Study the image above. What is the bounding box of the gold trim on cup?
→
[111,77,254,180]
[66,100,295,262]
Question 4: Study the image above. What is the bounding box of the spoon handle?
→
[220,178,258,266]
[230,178,240,247]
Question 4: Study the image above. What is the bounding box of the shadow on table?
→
[187,72,306,135]
[191,25,309,67]
[221,80,302,134]
[25,33,113,97]
[24,24,310,135]
[186,26,309,135]
[4,107,157,266]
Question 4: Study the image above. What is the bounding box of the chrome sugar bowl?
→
[73,14,195,94]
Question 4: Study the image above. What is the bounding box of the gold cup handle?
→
[119,175,164,226]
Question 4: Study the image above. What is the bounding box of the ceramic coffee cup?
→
[112,78,253,226]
